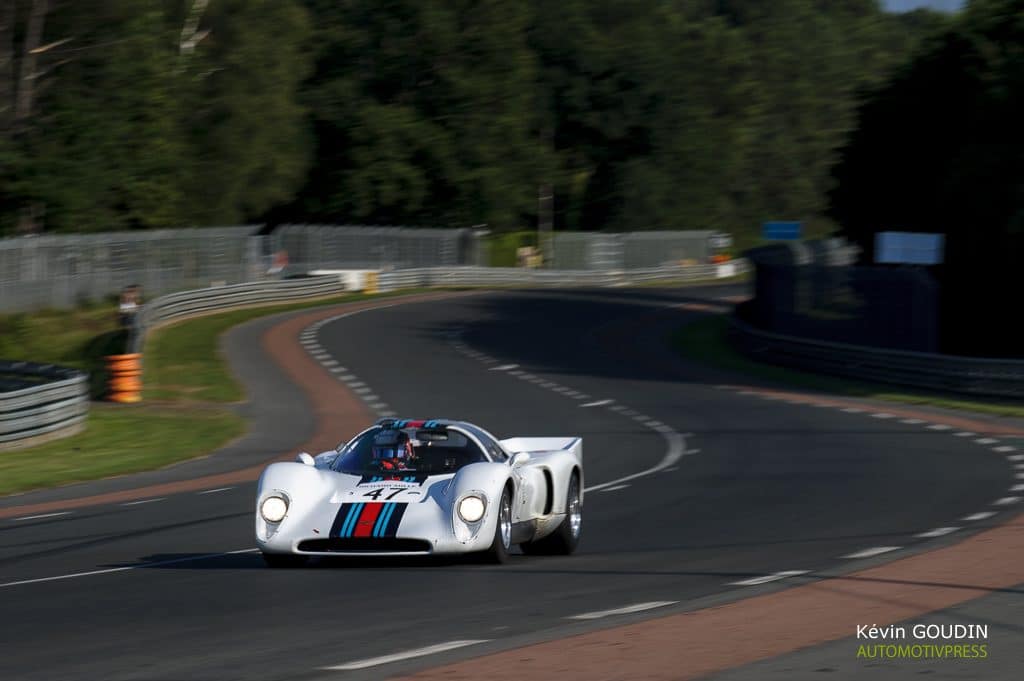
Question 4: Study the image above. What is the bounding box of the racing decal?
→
[330,502,408,538]
[358,474,428,485]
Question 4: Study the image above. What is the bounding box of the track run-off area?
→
[1,285,1022,681]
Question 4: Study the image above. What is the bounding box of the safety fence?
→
[729,316,1024,399]
[0,361,88,450]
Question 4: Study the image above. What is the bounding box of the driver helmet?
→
[371,429,414,462]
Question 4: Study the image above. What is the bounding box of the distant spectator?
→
[118,285,141,330]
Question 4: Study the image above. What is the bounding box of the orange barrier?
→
[105,353,142,403]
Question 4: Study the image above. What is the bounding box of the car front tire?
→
[482,486,513,564]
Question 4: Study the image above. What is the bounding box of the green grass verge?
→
[0,406,245,496]
[2,289,432,495]
[673,315,1024,418]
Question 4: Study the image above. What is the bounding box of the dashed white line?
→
[1010,484,1024,493]
[329,366,345,373]
[346,381,366,388]
[600,484,630,492]
[353,387,373,395]
[13,511,71,522]
[975,438,999,445]
[490,364,519,371]
[321,359,338,367]
[926,424,952,431]
[962,511,996,521]
[729,571,809,586]
[121,498,165,506]
[841,407,864,413]
[1009,455,1024,462]
[842,546,901,559]
[609,404,628,412]
[568,601,678,621]
[955,431,976,437]
[915,527,959,538]
[871,413,895,419]
[581,399,613,408]
[992,496,1020,506]
[508,370,524,376]
[197,487,234,495]
[993,446,1017,453]
[322,640,491,671]
[900,419,924,425]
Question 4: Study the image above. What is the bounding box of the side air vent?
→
[542,469,554,515]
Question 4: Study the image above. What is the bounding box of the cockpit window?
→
[332,426,488,475]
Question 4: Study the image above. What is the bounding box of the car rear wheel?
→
[521,472,581,555]
[482,487,513,564]
[261,552,307,568]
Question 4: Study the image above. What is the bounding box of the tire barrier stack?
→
[105,354,143,403]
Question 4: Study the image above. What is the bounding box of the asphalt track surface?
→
[0,286,1017,681]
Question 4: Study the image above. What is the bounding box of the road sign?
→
[762,221,801,240]
[874,232,944,265]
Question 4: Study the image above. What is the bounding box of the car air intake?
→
[297,538,432,553]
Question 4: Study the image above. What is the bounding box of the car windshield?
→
[331,426,488,475]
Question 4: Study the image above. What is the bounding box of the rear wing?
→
[499,436,581,455]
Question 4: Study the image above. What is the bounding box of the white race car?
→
[255,418,583,566]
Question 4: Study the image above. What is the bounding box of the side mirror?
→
[295,452,315,466]
[510,452,531,467]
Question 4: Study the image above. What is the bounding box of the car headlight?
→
[260,495,288,523]
[457,495,486,523]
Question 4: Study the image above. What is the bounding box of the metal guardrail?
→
[729,316,1024,399]
[377,262,745,292]
[0,361,89,450]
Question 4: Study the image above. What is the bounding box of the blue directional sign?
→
[762,221,802,240]
[874,232,944,265]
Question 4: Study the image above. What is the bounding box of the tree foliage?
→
[830,0,1024,355]
[0,0,951,237]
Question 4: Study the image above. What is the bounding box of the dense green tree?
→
[294,0,551,230]
[830,0,1024,354]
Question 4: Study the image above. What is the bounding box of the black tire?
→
[521,472,581,556]
[482,486,513,564]
[261,552,307,568]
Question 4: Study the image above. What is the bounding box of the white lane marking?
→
[0,549,259,589]
[346,381,366,388]
[955,431,976,437]
[841,407,864,413]
[842,546,901,559]
[197,487,234,495]
[962,511,996,521]
[1015,464,1024,470]
[1016,473,1024,479]
[490,364,518,371]
[645,420,664,428]
[329,366,346,373]
[1010,484,1024,492]
[581,399,613,408]
[585,429,685,493]
[353,387,372,395]
[13,511,71,522]
[508,370,524,376]
[1004,453,1023,461]
[311,352,330,359]
[729,571,809,586]
[323,640,491,671]
[915,527,959,538]
[339,374,357,381]
[992,496,1020,506]
[321,359,338,367]
[610,405,628,412]
[993,446,1017,453]
[975,438,999,445]
[600,485,630,492]
[871,413,895,419]
[121,498,165,506]
[900,419,924,425]
[926,424,952,431]
[568,601,678,621]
